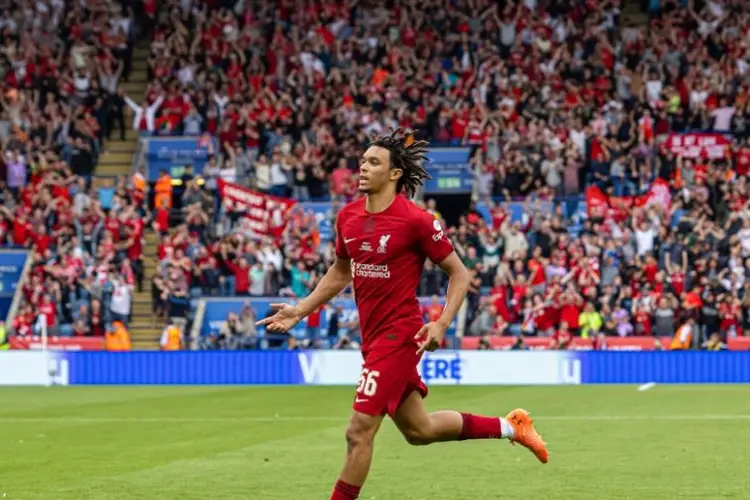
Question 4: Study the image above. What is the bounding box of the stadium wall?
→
[201,297,459,338]
[3,351,750,386]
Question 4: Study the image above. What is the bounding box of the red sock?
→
[459,413,502,440]
[330,479,362,500]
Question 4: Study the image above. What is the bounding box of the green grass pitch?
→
[2,385,749,499]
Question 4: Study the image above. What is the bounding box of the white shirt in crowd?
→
[73,190,91,216]
[255,161,271,190]
[219,164,237,183]
[711,106,735,131]
[569,128,587,155]
[270,161,287,187]
[125,95,164,131]
[634,227,656,255]
[178,65,195,86]
[739,227,750,256]
[259,246,283,271]
[110,281,133,316]
[645,79,663,104]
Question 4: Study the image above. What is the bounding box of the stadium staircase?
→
[129,231,161,350]
[96,43,163,350]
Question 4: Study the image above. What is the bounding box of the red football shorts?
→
[352,343,428,417]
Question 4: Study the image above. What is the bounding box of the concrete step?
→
[96,165,131,176]
[98,151,134,164]
[128,322,161,335]
[129,320,160,331]
[106,129,143,141]
[131,303,153,316]
[107,138,138,148]
[143,259,158,268]
[104,145,136,155]
[131,338,160,350]
[129,68,148,81]
[131,297,153,308]
[122,82,149,95]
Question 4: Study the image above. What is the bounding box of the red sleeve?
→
[225,260,239,274]
[416,211,453,264]
[334,212,350,260]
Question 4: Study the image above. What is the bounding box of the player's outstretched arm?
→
[256,258,352,332]
[296,257,352,317]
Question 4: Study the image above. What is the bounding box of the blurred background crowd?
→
[1,0,750,352]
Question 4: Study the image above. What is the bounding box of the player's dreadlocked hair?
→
[369,128,431,198]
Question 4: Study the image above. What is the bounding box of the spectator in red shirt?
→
[550,322,573,350]
[36,294,57,335]
[307,305,324,340]
[225,257,252,295]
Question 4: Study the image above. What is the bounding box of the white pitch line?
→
[637,382,657,392]
[1,415,750,423]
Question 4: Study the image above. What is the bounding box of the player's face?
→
[359,146,401,194]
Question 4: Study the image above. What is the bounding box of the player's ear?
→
[390,168,403,182]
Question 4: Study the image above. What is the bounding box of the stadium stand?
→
[2,0,750,352]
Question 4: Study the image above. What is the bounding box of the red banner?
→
[217,180,296,239]
[586,178,671,221]
[663,132,731,159]
[462,336,750,351]
[9,336,105,351]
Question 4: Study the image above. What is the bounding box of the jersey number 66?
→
[356,368,380,397]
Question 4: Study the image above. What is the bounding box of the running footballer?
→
[258,129,549,500]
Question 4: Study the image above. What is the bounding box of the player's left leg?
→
[392,390,549,463]
[392,390,506,444]
[330,411,384,500]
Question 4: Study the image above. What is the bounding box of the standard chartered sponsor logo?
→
[351,261,391,279]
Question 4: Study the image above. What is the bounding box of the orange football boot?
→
[505,408,549,464]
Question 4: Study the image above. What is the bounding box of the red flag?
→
[585,178,671,222]
[217,180,296,239]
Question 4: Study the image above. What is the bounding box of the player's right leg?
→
[392,390,549,464]
[330,410,384,500]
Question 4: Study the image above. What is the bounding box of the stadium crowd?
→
[0,0,142,339]
[2,0,750,351]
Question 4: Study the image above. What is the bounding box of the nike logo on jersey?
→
[344,238,357,243]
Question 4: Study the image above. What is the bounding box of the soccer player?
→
[257,129,548,500]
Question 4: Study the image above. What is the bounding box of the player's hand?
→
[415,322,447,356]
[255,303,302,333]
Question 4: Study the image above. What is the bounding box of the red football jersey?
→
[335,196,454,351]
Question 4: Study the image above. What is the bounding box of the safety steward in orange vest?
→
[153,169,173,210]
[161,323,182,351]
[105,321,132,351]
[670,318,694,350]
